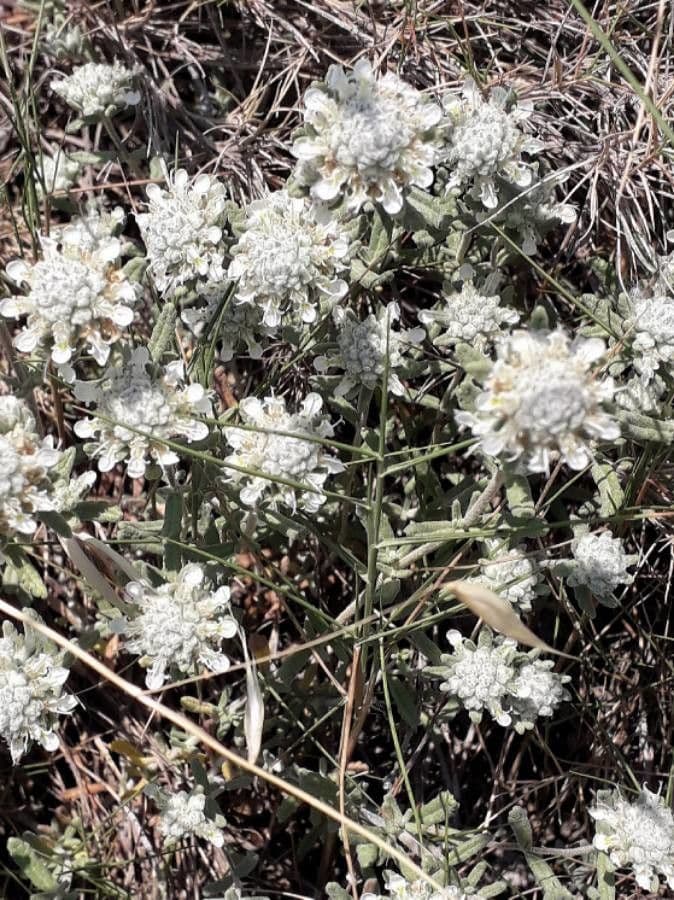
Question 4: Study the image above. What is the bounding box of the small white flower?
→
[51,61,140,118]
[228,190,350,330]
[438,629,517,726]
[509,659,571,733]
[155,785,225,848]
[590,786,674,892]
[443,78,543,209]
[36,151,81,198]
[223,393,345,513]
[567,531,635,604]
[0,618,76,763]
[120,563,237,690]
[456,328,619,473]
[136,167,228,298]
[0,395,61,539]
[315,303,424,396]
[1,207,138,365]
[625,290,674,383]
[292,59,443,214]
[471,542,542,613]
[73,347,211,479]
[419,279,518,347]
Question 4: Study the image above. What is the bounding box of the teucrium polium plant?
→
[2,25,671,898]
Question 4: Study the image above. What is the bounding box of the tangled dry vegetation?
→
[1,1,674,899]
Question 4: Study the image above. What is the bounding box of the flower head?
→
[292,59,442,214]
[509,659,571,733]
[73,347,211,479]
[456,328,619,473]
[590,786,674,892]
[0,618,76,763]
[626,290,674,383]
[228,190,350,330]
[51,61,140,118]
[438,629,518,726]
[0,395,61,539]
[471,542,542,613]
[567,531,635,605]
[443,78,543,208]
[419,278,518,347]
[120,563,237,690]
[136,167,228,298]
[223,393,345,513]
[2,207,138,365]
[155,785,225,848]
[315,303,424,396]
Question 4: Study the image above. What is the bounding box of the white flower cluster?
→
[626,290,674,383]
[0,618,76,763]
[363,871,469,900]
[432,629,569,732]
[73,347,211,479]
[292,59,443,214]
[315,303,424,396]
[419,279,518,347]
[590,786,674,892]
[228,190,350,330]
[567,531,636,605]
[2,207,138,365]
[471,542,542,613]
[0,395,61,538]
[119,563,237,690]
[36,151,81,198]
[456,328,619,473]
[155,785,225,848]
[223,393,345,513]
[136,167,228,297]
[51,61,140,118]
[443,78,543,208]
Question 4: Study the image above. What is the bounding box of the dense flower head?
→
[155,785,225,847]
[509,659,571,733]
[228,190,350,330]
[292,59,443,214]
[36,151,81,198]
[443,78,543,208]
[439,629,517,726]
[419,279,518,347]
[456,328,619,473]
[0,618,76,763]
[429,629,569,730]
[223,393,345,513]
[626,290,674,382]
[51,61,140,118]
[471,542,542,613]
[136,167,228,297]
[567,531,635,604]
[73,347,211,479]
[590,786,674,892]
[362,870,469,900]
[119,563,237,690]
[2,207,138,365]
[0,395,61,538]
[315,303,424,396]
